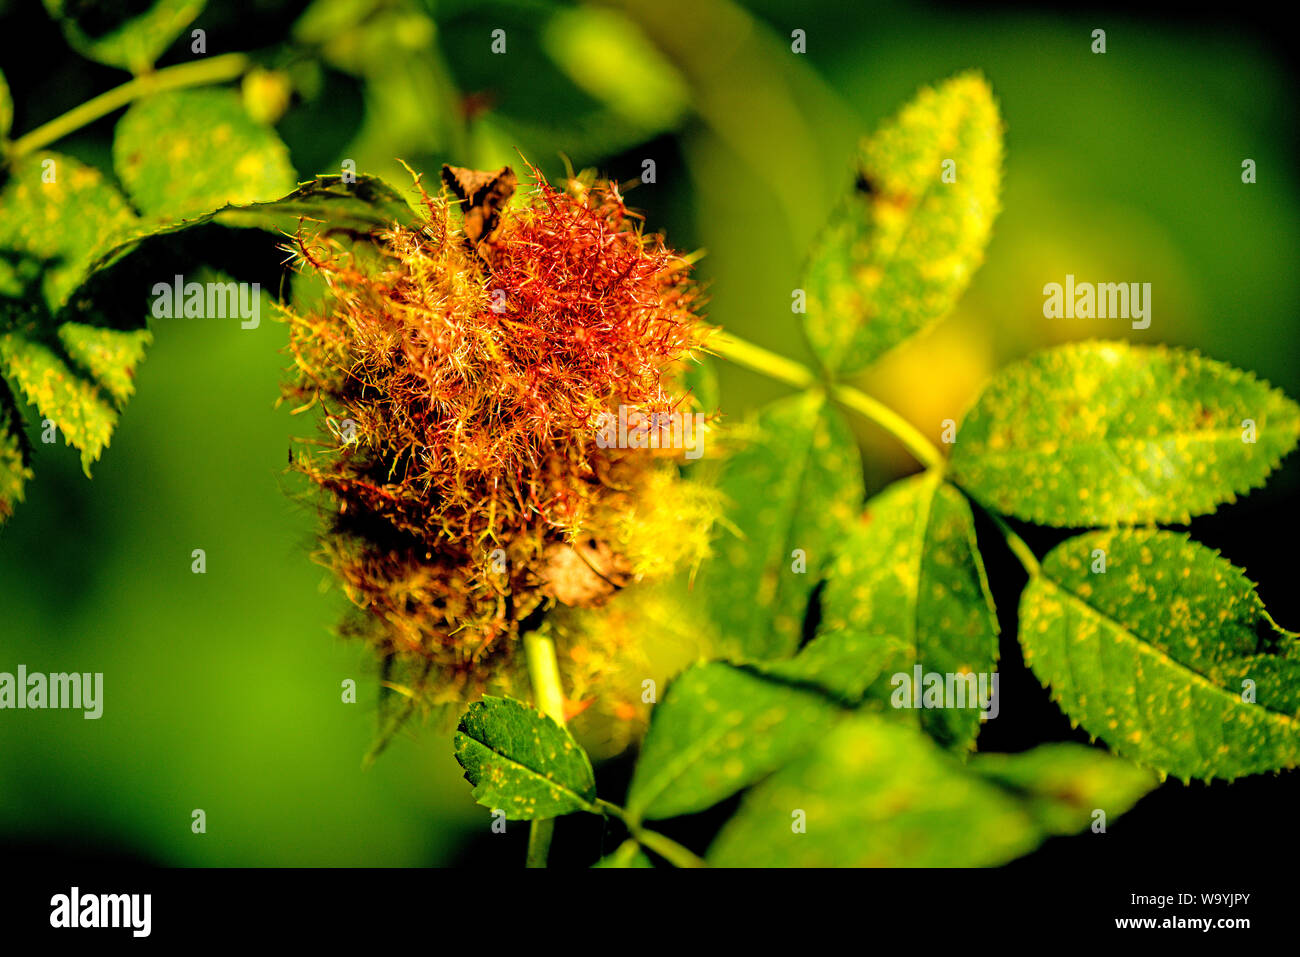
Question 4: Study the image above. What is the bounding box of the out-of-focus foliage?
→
[697,391,863,660]
[817,471,999,752]
[43,0,204,73]
[113,89,297,221]
[706,719,1152,867]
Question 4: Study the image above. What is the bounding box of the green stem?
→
[978,503,1041,578]
[630,827,709,869]
[710,331,946,471]
[525,817,556,869]
[829,382,946,472]
[709,331,819,390]
[518,634,707,869]
[524,629,566,721]
[712,330,1039,575]
[596,799,708,869]
[523,629,566,868]
[6,53,251,161]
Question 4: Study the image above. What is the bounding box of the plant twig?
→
[523,629,566,868]
[596,799,708,868]
[708,330,819,390]
[829,381,946,472]
[712,330,1037,575]
[709,330,947,471]
[6,53,251,161]
[971,497,1041,578]
[525,816,555,869]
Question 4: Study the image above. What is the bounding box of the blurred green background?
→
[1,0,1296,865]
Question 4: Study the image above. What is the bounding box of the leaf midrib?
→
[961,423,1299,468]
[834,88,980,369]
[1038,576,1300,729]
[457,729,596,808]
[627,670,834,822]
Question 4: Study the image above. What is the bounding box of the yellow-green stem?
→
[596,799,708,868]
[709,331,946,472]
[829,382,946,472]
[6,53,251,162]
[979,504,1041,578]
[523,629,566,868]
[709,331,819,390]
[711,330,1041,576]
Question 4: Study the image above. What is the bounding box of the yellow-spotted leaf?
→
[698,391,863,660]
[0,332,137,477]
[707,719,1153,867]
[58,323,153,405]
[625,663,843,822]
[970,743,1158,834]
[0,68,12,139]
[43,0,204,73]
[0,380,32,521]
[818,471,999,750]
[950,341,1300,526]
[1020,529,1300,781]
[803,71,1003,375]
[0,153,141,309]
[453,695,597,820]
[113,88,297,223]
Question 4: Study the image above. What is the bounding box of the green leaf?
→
[43,0,204,73]
[802,71,1003,375]
[58,324,152,406]
[84,175,416,279]
[71,175,416,332]
[453,695,597,820]
[752,627,895,705]
[0,331,139,477]
[699,391,863,659]
[0,379,32,521]
[970,743,1158,834]
[0,153,141,309]
[0,68,12,139]
[818,472,999,750]
[707,717,1044,867]
[541,7,688,135]
[113,88,297,223]
[593,839,654,868]
[0,154,152,487]
[0,170,408,523]
[214,174,417,233]
[1020,529,1300,781]
[625,663,842,822]
[950,341,1300,526]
